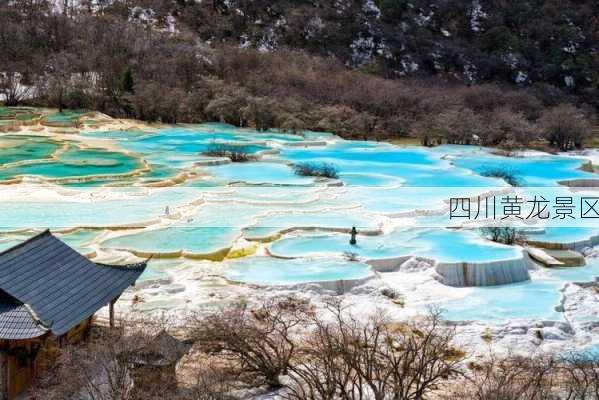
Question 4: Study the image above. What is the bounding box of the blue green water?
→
[441,258,599,322]
[224,257,372,285]
[102,227,238,254]
[0,136,59,165]
[1,121,597,310]
[453,153,593,186]
[270,229,521,263]
[0,144,142,181]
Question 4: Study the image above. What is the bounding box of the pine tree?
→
[119,67,134,94]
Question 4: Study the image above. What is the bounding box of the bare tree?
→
[183,357,238,400]
[32,316,177,400]
[443,352,557,400]
[559,352,599,399]
[540,104,591,150]
[0,72,34,106]
[189,296,313,388]
[286,301,463,400]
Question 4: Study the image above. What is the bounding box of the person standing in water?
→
[350,226,357,245]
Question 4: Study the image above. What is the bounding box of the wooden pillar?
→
[109,299,116,328]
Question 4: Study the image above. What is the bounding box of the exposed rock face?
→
[435,254,532,287]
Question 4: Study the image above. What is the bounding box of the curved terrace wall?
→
[225,275,374,295]
[526,233,599,251]
[435,253,532,287]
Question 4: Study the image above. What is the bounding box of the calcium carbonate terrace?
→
[1,113,598,332]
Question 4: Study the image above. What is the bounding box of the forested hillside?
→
[1,0,597,149]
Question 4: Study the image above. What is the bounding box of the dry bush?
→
[286,301,463,400]
[188,296,313,388]
[293,162,339,179]
[202,143,256,162]
[180,356,239,400]
[479,168,522,186]
[481,227,525,244]
[443,353,557,400]
[430,107,487,145]
[559,352,599,399]
[444,351,599,400]
[539,104,592,150]
[32,316,182,400]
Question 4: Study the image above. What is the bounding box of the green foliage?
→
[376,0,409,20]
[481,26,519,53]
[118,67,134,94]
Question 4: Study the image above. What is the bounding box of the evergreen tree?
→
[118,67,134,94]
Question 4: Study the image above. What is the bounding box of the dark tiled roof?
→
[0,230,146,338]
[0,297,48,339]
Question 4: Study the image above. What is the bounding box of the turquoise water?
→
[1,122,597,313]
[56,229,100,253]
[43,110,85,123]
[441,258,599,322]
[0,229,98,254]
[412,230,522,263]
[281,142,437,165]
[247,211,380,237]
[81,130,150,140]
[0,188,201,229]
[0,136,59,165]
[340,173,404,187]
[207,162,314,185]
[0,145,142,181]
[453,153,593,186]
[137,259,182,282]
[270,229,521,263]
[102,227,237,254]
[270,231,420,259]
[224,256,372,285]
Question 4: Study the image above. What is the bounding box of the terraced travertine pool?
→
[1,117,598,335]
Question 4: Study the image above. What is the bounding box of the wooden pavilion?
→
[0,230,147,399]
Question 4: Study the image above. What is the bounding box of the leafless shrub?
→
[0,72,34,106]
[443,351,563,400]
[293,162,339,179]
[188,296,313,388]
[559,352,599,399]
[202,143,257,162]
[181,357,239,400]
[481,226,525,245]
[480,167,521,186]
[539,104,592,151]
[32,316,179,400]
[286,301,463,400]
